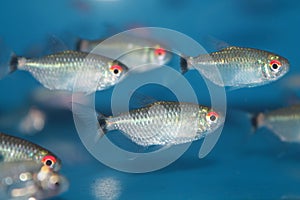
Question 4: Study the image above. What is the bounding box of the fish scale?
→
[0,132,61,170]
[77,34,172,71]
[99,101,224,146]
[10,50,128,92]
[253,105,300,143]
[182,46,290,89]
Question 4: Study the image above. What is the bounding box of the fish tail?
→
[9,53,19,73]
[180,56,189,74]
[97,113,108,133]
[250,112,264,132]
[75,39,83,51]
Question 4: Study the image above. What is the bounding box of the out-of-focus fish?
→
[180,46,290,89]
[252,105,300,143]
[98,101,224,146]
[76,34,172,71]
[0,132,61,171]
[10,50,128,92]
[18,107,46,135]
[0,161,68,200]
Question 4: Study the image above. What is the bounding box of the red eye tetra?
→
[269,60,282,72]
[206,111,219,123]
[154,47,166,56]
[41,155,57,168]
[110,64,123,75]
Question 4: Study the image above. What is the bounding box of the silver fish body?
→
[98,101,223,146]
[77,34,172,71]
[254,105,300,143]
[0,161,68,200]
[0,132,61,171]
[10,50,128,92]
[181,46,290,88]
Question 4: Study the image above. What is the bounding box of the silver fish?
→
[253,105,300,143]
[0,161,68,200]
[98,101,224,146]
[77,34,172,71]
[181,46,290,89]
[10,50,128,92]
[0,132,61,171]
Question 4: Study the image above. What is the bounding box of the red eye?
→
[42,155,57,168]
[154,47,166,56]
[206,111,219,123]
[110,65,123,75]
[269,60,282,72]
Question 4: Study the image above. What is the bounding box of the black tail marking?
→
[9,54,18,73]
[75,39,83,51]
[97,113,108,133]
[250,114,258,131]
[180,56,188,74]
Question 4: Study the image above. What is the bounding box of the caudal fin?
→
[180,56,189,74]
[71,101,108,144]
[250,113,264,132]
[75,39,83,51]
[97,113,108,134]
[9,54,19,74]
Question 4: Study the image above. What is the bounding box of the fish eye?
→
[269,60,282,73]
[154,47,166,58]
[206,111,219,123]
[42,155,57,168]
[110,64,123,75]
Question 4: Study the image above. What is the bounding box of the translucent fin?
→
[44,34,69,54]
[0,39,14,78]
[198,128,222,158]
[130,91,158,109]
[72,100,106,145]
[202,35,230,51]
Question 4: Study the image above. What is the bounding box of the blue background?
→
[0,0,300,199]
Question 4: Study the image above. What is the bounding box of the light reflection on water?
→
[91,177,121,200]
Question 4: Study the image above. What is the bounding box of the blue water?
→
[1,0,300,199]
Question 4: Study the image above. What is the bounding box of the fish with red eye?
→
[0,132,61,171]
[154,47,166,57]
[109,64,124,76]
[76,34,172,71]
[97,101,224,147]
[42,155,58,169]
[206,111,219,124]
[180,46,290,89]
[269,60,282,72]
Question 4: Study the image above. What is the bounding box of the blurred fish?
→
[9,50,128,93]
[0,161,68,200]
[180,46,290,89]
[0,106,46,135]
[0,132,61,171]
[18,106,46,135]
[77,34,172,72]
[30,88,90,110]
[97,101,224,146]
[252,105,300,143]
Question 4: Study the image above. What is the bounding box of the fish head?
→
[41,154,61,171]
[148,46,172,66]
[261,54,290,81]
[108,60,128,80]
[200,108,224,134]
[36,166,69,199]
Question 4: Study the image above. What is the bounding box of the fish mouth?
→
[209,113,225,132]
